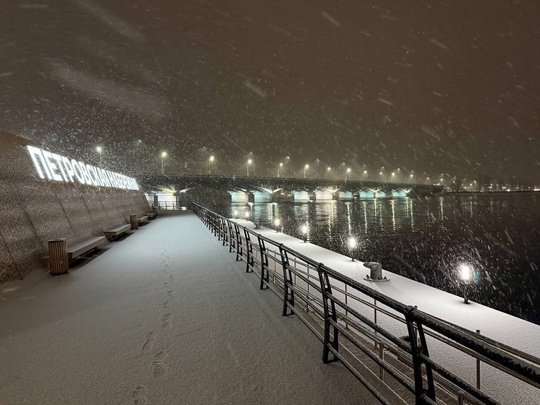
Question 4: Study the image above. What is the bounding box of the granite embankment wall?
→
[0,131,150,283]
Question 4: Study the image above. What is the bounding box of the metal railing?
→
[151,201,191,211]
[193,204,540,405]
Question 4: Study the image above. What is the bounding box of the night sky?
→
[1,0,539,182]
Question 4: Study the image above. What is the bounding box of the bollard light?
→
[301,223,309,242]
[347,236,357,261]
[234,209,238,219]
[458,263,473,304]
[274,218,281,232]
[245,210,250,219]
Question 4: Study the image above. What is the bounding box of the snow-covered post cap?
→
[363,262,388,282]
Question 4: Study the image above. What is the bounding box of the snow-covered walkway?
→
[0,213,379,404]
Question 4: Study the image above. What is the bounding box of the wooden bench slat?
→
[67,236,107,261]
[103,224,131,237]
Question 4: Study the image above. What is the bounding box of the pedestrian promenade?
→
[0,213,380,404]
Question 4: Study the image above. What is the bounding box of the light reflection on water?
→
[211,194,540,324]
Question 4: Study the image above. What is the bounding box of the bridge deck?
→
[0,213,381,404]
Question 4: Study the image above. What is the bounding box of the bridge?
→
[136,174,444,203]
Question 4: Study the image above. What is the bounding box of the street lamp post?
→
[208,155,214,175]
[304,164,309,179]
[96,146,103,168]
[247,158,252,176]
[161,151,167,174]
[278,162,283,178]
[345,168,351,183]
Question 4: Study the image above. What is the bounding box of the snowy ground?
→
[0,213,381,405]
[231,219,540,405]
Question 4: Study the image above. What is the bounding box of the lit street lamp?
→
[274,218,281,232]
[304,164,309,178]
[247,158,253,176]
[208,155,215,175]
[161,151,167,174]
[278,162,283,178]
[345,167,351,182]
[95,146,103,168]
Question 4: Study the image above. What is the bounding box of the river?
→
[207,192,540,325]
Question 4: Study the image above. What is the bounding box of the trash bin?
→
[48,238,69,275]
[130,214,139,230]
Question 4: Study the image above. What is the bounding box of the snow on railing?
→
[193,203,540,405]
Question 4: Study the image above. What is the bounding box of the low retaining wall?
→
[0,131,150,283]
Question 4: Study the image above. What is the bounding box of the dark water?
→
[208,193,540,325]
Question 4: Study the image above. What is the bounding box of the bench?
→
[103,224,131,241]
[67,236,107,261]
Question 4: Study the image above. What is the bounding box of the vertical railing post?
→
[258,236,269,290]
[279,245,295,316]
[378,344,385,381]
[344,284,349,329]
[244,229,254,273]
[476,329,481,390]
[405,307,436,404]
[234,223,243,261]
[227,221,235,253]
[316,263,339,364]
[217,217,223,241]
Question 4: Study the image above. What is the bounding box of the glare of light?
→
[301,224,308,234]
[363,170,368,174]
[209,155,215,162]
[347,236,357,249]
[279,162,283,167]
[244,211,250,219]
[459,263,473,282]
[347,168,351,173]
[247,158,252,164]
[391,172,395,176]
[327,167,331,171]
[96,146,103,153]
[234,209,238,218]
[305,164,309,169]
[161,151,167,158]
[274,218,281,227]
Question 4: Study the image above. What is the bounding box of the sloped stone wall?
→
[0,131,150,283]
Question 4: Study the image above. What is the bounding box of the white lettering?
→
[27,146,139,191]
[26,146,51,179]
[61,156,75,182]
[71,159,86,184]
[52,153,69,182]
[42,151,63,181]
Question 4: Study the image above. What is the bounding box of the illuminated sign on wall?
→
[27,145,139,191]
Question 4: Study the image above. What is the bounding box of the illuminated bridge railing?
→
[192,203,540,405]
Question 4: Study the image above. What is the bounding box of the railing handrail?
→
[192,203,540,404]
